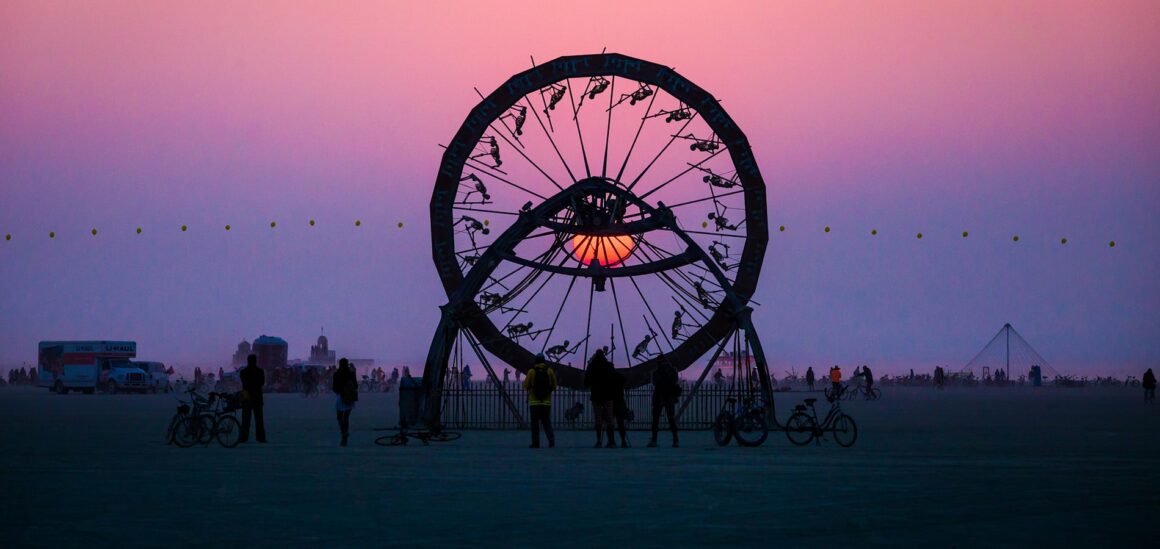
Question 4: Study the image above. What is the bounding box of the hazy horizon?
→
[3,1,1158,378]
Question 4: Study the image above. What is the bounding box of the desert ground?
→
[1,385,1157,547]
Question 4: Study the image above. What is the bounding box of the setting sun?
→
[570,234,636,267]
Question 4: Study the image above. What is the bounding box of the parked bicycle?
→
[712,396,768,447]
[785,385,858,447]
[168,388,242,448]
[843,381,882,401]
[165,401,193,446]
[166,386,206,446]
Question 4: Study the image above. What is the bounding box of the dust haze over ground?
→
[3,3,1159,374]
[1,386,1156,546]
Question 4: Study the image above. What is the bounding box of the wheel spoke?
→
[625,112,700,192]
[523,95,579,184]
[583,275,595,364]
[627,274,674,353]
[488,122,566,192]
[601,75,616,178]
[608,275,632,367]
[442,145,549,201]
[566,80,592,179]
[637,146,728,201]
[613,84,659,183]
[452,206,520,217]
[538,273,580,354]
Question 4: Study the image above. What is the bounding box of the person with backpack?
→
[647,355,681,448]
[584,349,618,448]
[1143,368,1156,403]
[332,358,358,446]
[523,354,557,448]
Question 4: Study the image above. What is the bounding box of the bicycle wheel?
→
[215,415,242,448]
[784,412,816,446]
[196,414,215,445]
[844,387,859,400]
[870,387,882,400]
[712,411,734,447]
[167,413,187,447]
[732,412,768,447]
[831,413,858,448]
[175,416,202,447]
[374,433,407,446]
[428,431,462,442]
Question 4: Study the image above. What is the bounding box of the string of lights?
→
[2,221,1117,247]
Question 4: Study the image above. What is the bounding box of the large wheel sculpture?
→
[423,53,772,430]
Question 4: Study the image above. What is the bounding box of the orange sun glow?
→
[570,235,636,267]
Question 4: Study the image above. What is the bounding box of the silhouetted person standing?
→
[239,354,266,443]
[647,356,681,448]
[584,349,617,448]
[611,366,630,448]
[805,366,815,391]
[332,358,358,446]
[523,354,556,448]
[1143,368,1156,403]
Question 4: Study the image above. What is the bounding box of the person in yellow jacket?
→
[523,354,557,448]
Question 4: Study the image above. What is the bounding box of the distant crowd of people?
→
[184,364,401,395]
[4,367,37,386]
[168,356,1160,449]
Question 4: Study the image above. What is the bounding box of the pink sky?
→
[2,1,1158,375]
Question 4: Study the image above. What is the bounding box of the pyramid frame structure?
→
[962,323,1060,379]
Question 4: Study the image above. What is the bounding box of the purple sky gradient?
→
[2,1,1158,375]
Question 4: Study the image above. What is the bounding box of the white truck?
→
[136,361,173,393]
[37,341,151,394]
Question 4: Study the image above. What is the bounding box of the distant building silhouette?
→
[309,333,336,366]
[231,340,252,367]
[253,335,289,371]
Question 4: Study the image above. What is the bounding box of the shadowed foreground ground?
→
[1,386,1157,547]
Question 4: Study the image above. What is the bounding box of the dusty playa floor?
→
[1,386,1157,547]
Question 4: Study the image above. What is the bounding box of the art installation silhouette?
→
[962,322,1060,381]
[420,53,774,434]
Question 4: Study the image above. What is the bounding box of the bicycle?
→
[359,376,381,393]
[843,381,881,401]
[167,387,207,447]
[171,389,242,448]
[165,401,193,446]
[712,396,769,447]
[785,386,858,447]
[373,425,462,446]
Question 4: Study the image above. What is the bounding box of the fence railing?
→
[439,381,796,431]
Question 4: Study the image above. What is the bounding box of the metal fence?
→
[440,381,772,431]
